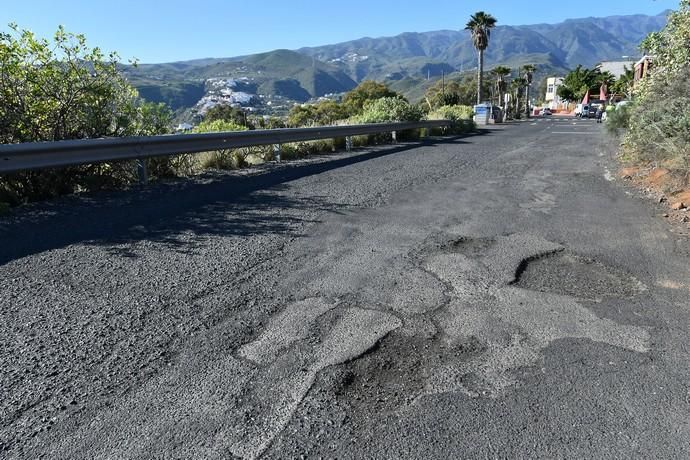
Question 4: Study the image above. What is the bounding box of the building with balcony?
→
[545,77,565,110]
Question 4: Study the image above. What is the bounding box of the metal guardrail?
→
[0,120,464,179]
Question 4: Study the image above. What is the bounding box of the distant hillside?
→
[126,11,668,116]
[123,49,357,112]
[298,11,668,81]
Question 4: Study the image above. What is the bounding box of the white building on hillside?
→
[597,60,636,78]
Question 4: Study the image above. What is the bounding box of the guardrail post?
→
[273,144,281,162]
[346,136,353,152]
[391,130,397,143]
[136,159,148,184]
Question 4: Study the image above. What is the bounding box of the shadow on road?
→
[0,136,478,265]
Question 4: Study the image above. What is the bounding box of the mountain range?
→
[123,11,669,115]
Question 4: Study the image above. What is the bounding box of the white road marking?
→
[551,131,597,134]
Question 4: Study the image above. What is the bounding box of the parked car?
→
[583,105,598,118]
[539,108,552,116]
[576,104,590,117]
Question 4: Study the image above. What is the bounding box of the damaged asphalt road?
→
[2,118,690,458]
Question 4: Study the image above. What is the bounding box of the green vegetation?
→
[465,11,498,104]
[204,105,248,126]
[556,65,612,102]
[192,120,251,170]
[427,105,474,122]
[491,66,511,111]
[342,80,400,113]
[622,1,690,177]
[427,105,476,134]
[355,97,423,124]
[0,23,477,208]
[604,103,632,136]
[423,73,492,111]
[287,100,351,127]
[0,24,173,205]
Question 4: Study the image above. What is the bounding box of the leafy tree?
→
[0,24,173,204]
[556,85,576,103]
[314,100,351,125]
[287,105,318,127]
[204,104,246,126]
[287,100,350,127]
[343,80,399,113]
[561,65,601,102]
[465,11,498,105]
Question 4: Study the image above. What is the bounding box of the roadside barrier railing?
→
[0,120,467,182]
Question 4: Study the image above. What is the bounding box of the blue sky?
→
[0,0,678,63]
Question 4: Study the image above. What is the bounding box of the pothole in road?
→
[317,327,487,413]
[437,236,495,257]
[512,252,644,301]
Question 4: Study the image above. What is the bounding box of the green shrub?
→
[624,66,690,172]
[427,105,474,121]
[605,104,632,136]
[0,25,173,205]
[356,97,423,123]
[622,2,690,178]
[192,120,249,170]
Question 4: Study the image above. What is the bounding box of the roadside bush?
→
[604,104,632,136]
[625,71,690,171]
[343,81,400,114]
[282,139,338,160]
[287,100,351,127]
[622,1,690,179]
[427,105,476,134]
[355,97,423,124]
[427,105,474,121]
[0,24,173,205]
[191,119,249,170]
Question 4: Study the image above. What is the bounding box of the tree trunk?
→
[525,84,531,118]
[477,50,484,105]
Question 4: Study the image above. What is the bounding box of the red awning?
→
[582,90,590,105]
[599,83,608,101]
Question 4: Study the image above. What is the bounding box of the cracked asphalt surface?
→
[2,118,690,459]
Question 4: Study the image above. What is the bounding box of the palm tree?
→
[491,65,511,119]
[522,64,536,117]
[510,77,527,118]
[465,11,498,105]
